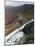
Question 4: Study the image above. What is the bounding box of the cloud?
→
[5,1,24,7]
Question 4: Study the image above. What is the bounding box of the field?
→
[5,12,33,35]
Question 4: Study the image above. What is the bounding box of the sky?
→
[5,1,33,7]
[5,1,24,6]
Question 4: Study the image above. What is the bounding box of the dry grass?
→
[5,8,33,36]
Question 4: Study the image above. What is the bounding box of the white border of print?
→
[0,0,4,46]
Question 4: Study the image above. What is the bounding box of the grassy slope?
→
[5,11,33,36]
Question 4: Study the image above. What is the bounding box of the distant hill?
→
[11,4,34,13]
[5,4,34,13]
